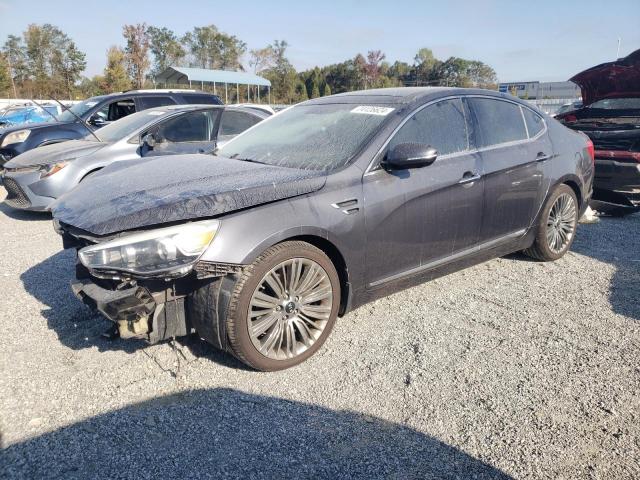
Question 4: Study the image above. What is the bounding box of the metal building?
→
[497,81,581,100]
[156,66,272,104]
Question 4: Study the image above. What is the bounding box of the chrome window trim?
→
[364,94,548,176]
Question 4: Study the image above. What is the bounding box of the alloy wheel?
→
[248,258,333,360]
[546,192,576,254]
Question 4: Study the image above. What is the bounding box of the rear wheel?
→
[225,241,340,371]
[524,184,578,261]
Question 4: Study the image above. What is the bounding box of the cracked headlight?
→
[1,129,31,147]
[79,220,220,277]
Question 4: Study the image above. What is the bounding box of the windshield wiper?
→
[228,153,266,165]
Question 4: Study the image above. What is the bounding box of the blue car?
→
[0,105,59,127]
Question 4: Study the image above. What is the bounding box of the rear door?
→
[363,97,484,288]
[467,97,551,241]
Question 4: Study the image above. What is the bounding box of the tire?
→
[524,184,578,261]
[224,241,341,371]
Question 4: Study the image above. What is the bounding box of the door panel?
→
[363,98,483,287]
[467,98,550,241]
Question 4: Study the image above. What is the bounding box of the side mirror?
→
[383,143,438,170]
[140,133,156,149]
[89,115,106,127]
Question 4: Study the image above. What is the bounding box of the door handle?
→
[458,171,482,184]
[536,152,552,162]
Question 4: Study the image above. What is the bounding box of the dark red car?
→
[557,48,640,215]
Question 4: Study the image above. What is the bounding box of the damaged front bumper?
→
[71,277,190,343]
[591,157,640,214]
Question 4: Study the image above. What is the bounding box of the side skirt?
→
[352,228,534,309]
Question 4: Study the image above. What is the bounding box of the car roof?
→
[304,87,519,107]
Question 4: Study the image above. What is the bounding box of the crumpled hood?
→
[570,48,640,106]
[51,154,327,236]
[4,140,104,168]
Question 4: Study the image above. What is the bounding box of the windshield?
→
[587,98,640,110]
[90,109,168,142]
[217,103,393,171]
[56,98,102,122]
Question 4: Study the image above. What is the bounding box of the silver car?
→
[1,104,270,211]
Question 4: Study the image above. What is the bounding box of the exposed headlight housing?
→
[78,220,220,277]
[1,129,31,147]
[40,161,70,178]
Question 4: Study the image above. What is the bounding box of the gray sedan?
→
[1,105,270,211]
[54,87,595,371]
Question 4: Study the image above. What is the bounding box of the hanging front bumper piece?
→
[71,278,190,342]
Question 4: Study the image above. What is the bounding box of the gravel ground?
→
[0,190,638,479]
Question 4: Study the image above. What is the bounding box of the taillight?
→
[562,114,577,123]
[586,139,595,165]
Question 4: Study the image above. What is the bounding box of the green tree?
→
[147,26,185,77]
[323,83,331,96]
[2,35,26,96]
[103,46,131,93]
[122,23,150,89]
[182,25,246,70]
[0,53,11,95]
[263,40,296,103]
[310,81,320,98]
[295,82,308,102]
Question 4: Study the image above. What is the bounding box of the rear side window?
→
[138,96,177,109]
[468,98,527,147]
[182,94,222,105]
[388,98,469,156]
[155,111,217,142]
[219,111,261,136]
[522,107,544,138]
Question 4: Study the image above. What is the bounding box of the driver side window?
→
[388,98,469,156]
[92,98,136,123]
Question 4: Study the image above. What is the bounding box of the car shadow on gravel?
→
[2,388,512,480]
[571,215,640,321]
[19,249,250,369]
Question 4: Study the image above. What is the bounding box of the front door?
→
[363,98,484,288]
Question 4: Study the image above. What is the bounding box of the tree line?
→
[0,23,498,103]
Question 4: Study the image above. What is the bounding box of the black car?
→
[557,48,640,215]
[53,87,594,371]
[0,90,222,167]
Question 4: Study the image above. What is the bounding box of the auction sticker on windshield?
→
[351,106,394,116]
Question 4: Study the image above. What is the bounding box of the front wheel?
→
[524,184,578,261]
[225,241,341,371]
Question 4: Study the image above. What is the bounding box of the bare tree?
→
[122,23,150,89]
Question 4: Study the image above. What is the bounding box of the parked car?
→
[52,87,594,371]
[0,90,222,167]
[0,104,60,127]
[557,48,640,215]
[2,104,269,211]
